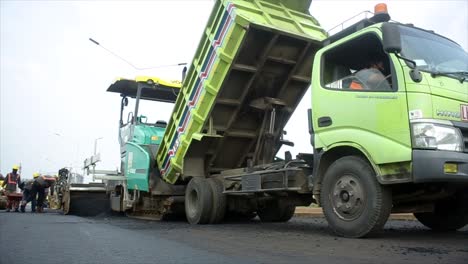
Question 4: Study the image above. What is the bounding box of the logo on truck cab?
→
[436,110,460,118]
[462,105,468,121]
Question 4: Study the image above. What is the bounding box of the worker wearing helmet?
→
[0,173,5,210]
[30,174,55,213]
[19,173,39,212]
[2,165,22,212]
[0,173,4,191]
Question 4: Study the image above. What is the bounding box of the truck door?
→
[311,30,412,165]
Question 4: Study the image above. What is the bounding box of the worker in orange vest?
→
[350,57,390,90]
[2,165,22,212]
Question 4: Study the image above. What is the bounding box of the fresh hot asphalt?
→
[0,210,467,264]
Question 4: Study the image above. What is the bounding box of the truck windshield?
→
[122,99,174,127]
[399,25,468,76]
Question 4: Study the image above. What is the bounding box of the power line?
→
[89,38,186,70]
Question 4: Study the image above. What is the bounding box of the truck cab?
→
[311,5,468,237]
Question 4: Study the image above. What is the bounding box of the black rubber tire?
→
[258,199,296,222]
[207,178,227,224]
[320,156,392,238]
[414,192,468,231]
[185,178,213,224]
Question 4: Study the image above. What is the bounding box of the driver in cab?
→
[350,57,391,90]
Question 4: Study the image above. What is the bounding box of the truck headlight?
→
[412,123,463,152]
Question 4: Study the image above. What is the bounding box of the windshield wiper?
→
[428,70,468,83]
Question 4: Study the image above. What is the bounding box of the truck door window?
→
[322,33,394,92]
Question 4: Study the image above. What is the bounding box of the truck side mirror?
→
[382,23,401,53]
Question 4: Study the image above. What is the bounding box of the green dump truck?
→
[98,0,468,237]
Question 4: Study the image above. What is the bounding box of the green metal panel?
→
[312,27,412,166]
[125,142,151,191]
[124,125,163,191]
[405,66,468,122]
[133,125,165,145]
[157,0,326,183]
[267,0,312,13]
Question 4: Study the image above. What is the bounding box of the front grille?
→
[453,121,468,153]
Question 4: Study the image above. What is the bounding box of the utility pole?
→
[93,137,103,181]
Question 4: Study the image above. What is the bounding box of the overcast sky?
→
[1,0,467,180]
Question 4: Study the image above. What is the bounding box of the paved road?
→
[0,210,467,264]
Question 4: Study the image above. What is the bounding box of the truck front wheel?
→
[185,178,213,224]
[414,192,468,231]
[320,156,392,238]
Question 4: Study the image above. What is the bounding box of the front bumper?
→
[412,149,468,183]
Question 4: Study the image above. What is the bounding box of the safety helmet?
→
[12,165,19,170]
[33,172,41,178]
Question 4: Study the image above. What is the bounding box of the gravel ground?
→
[0,210,466,264]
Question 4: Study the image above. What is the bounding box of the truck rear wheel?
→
[185,177,213,224]
[320,156,392,238]
[207,178,226,224]
[414,193,468,231]
[258,199,295,222]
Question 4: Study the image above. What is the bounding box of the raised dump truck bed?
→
[157,0,326,184]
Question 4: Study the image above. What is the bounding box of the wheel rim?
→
[330,174,365,221]
[187,188,198,218]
